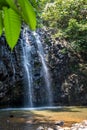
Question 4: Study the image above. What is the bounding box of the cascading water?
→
[33,32,53,106]
[0,27,54,109]
[10,52,16,83]
[22,27,33,107]
[20,26,53,107]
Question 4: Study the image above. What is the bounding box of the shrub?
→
[65,19,87,51]
[42,0,87,51]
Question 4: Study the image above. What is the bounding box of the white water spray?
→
[22,27,33,107]
[33,31,53,106]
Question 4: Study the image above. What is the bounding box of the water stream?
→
[33,32,53,106]
[22,27,33,107]
[21,27,53,107]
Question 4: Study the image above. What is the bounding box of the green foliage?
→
[3,7,21,50]
[5,0,18,12]
[0,0,37,50]
[60,48,68,54]
[0,11,3,36]
[18,0,36,30]
[0,0,9,9]
[42,0,87,52]
[65,19,87,51]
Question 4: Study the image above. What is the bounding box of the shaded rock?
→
[9,115,14,118]
[55,121,64,126]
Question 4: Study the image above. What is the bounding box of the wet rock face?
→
[0,28,87,107]
[38,29,87,106]
[0,30,53,107]
[0,36,24,107]
[38,30,69,105]
[48,43,70,105]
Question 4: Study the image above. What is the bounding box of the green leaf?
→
[3,8,21,50]
[29,0,38,8]
[0,0,9,9]
[0,11,3,36]
[18,0,36,30]
[5,0,18,12]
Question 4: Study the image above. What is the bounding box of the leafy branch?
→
[0,0,37,50]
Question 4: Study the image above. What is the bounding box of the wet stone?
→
[55,121,64,126]
[36,126,44,130]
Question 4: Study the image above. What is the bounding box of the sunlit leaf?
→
[3,8,21,50]
[18,0,36,30]
[5,0,18,12]
[0,11,3,36]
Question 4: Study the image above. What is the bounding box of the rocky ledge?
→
[36,120,87,130]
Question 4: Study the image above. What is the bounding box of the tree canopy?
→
[41,0,87,52]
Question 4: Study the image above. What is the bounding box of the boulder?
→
[55,121,64,126]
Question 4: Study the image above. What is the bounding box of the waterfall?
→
[21,26,53,107]
[22,27,33,107]
[10,53,16,82]
[33,32,53,106]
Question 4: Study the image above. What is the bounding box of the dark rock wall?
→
[0,28,87,108]
[38,29,87,106]
[0,36,25,107]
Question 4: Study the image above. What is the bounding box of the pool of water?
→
[0,106,62,130]
[0,106,63,111]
